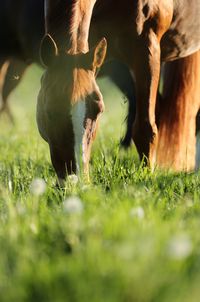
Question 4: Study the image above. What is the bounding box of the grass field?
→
[1,65,200,302]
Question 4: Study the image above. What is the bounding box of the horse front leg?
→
[132,30,161,168]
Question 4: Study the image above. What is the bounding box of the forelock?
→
[71,68,94,103]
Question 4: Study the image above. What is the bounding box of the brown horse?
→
[38,0,200,182]
[0,0,136,147]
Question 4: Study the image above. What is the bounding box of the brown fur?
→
[37,0,106,180]
[72,69,95,103]
[0,61,9,95]
[39,0,200,180]
[157,50,200,171]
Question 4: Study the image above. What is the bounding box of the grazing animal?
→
[38,0,200,182]
[0,0,136,146]
[0,0,45,118]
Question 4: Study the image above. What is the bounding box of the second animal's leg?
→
[157,52,200,171]
[0,60,28,123]
[131,31,161,168]
[99,61,136,148]
[0,61,10,109]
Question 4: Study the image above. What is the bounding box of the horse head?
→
[37,34,107,184]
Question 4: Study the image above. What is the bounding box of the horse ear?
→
[40,34,58,67]
[92,38,107,70]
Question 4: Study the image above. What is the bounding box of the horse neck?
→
[44,0,97,54]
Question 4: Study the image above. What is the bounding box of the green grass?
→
[0,65,200,302]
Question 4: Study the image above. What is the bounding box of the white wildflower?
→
[167,234,192,260]
[63,196,84,214]
[81,184,90,191]
[30,178,46,196]
[8,179,12,192]
[16,203,26,215]
[184,197,193,208]
[130,206,145,219]
[30,222,38,234]
[68,174,79,185]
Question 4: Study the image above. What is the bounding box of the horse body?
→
[38,0,200,181]
[161,0,200,61]
[91,0,200,171]
[98,0,200,165]
[90,0,200,63]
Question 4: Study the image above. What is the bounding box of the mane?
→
[44,0,77,50]
[45,0,96,53]
[68,0,96,54]
[67,0,98,103]
[69,0,81,36]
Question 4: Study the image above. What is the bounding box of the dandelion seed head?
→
[130,206,145,219]
[30,178,46,196]
[68,174,79,185]
[8,180,12,192]
[167,234,192,260]
[63,196,84,214]
[16,203,26,216]
[30,222,38,234]
[81,184,90,191]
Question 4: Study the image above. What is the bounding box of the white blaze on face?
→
[71,101,86,173]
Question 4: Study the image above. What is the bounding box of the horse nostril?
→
[97,99,105,113]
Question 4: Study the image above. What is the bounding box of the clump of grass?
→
[0,67,200,301]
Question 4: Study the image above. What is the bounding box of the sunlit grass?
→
[0,66,200,302]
